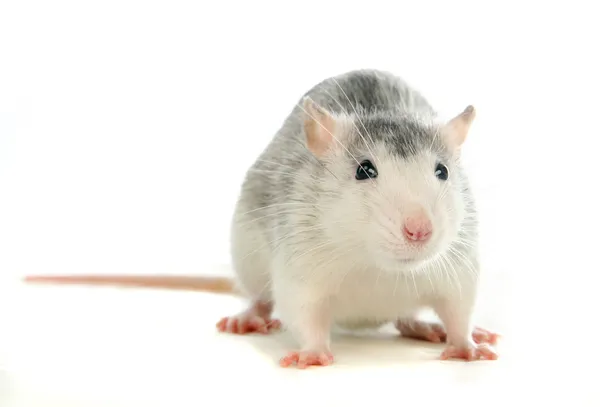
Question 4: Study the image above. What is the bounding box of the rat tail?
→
[23,274,237,295]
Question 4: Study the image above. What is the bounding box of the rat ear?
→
[442,105,476,149]
[302,97,337,157]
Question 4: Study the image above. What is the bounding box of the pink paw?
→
[397,320,499,345]
[279,350,334,369]
[216,315,281,335]
[397,320,447,343]
[472,326,500,345]
[440,342,498,361]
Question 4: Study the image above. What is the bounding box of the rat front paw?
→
[279,349,334,369]
[440,342,498,361]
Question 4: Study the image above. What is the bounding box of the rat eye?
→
[355,160,378,180]
[435,163,448,181]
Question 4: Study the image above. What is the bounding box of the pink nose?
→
[403,216,433,242]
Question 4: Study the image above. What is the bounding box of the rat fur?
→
[224,69,497,367]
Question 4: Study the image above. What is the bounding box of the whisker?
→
[237,208,318,227]
[286,240,339,268]
[429,125,441,152]
[254,159,301,172]
[439,252,460,296]
[447,246,479,282]
[330,78,379,162]
[247,168,318,181]
[409,270,420,298]
[285,143,341,181]
[239,202,318,216]
[454,236,477,248]
[321,86,380,165]
[241,223,327,262]
[393,268,400,297]
[424,266,435,292]
[373,268,382,292]
[329,245,362,293]
[445,253,463,297]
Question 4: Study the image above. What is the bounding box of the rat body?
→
[25,69,499,367]
[221,69,497,366]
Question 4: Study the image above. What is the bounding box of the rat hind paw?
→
[471,326,500,345]
[216,300,280,335]
[396,320,500,345]
[216,315,281,335]
[440,342,498,361]
[279,350,334,369]
[396,320,447,343]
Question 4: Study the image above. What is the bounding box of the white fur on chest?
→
[329,267,434,323]
[270,236,472,330]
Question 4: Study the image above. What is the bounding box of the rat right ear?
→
[442,105,476,150]
[302,97,337,157]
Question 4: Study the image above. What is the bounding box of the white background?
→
[1,0,600,404]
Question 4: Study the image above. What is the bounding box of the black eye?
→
[356,160,378,180]
[435,163,448,181]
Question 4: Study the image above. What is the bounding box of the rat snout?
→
[403,213,433,242]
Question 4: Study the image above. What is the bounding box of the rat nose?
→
[403,216,433,242]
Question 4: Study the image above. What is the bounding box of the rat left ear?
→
[442,105,476,149]
[302,97,338,157]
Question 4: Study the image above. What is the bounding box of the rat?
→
[25,69,499,368]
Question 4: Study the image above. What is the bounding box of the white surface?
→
[1,0,600,405]
[0,271,596,406]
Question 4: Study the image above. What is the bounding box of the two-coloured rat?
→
[25,69,499,368]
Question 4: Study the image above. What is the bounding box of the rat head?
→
[302,97,476,274]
